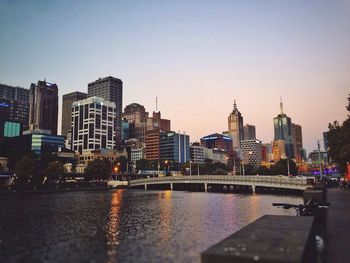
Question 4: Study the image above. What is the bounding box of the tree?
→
[136,158,147,171]
[114,156,128,173]
[85,158,111,181]
[270,159,297,176]
[46,161,64,182]
[327,95,350,175]
[257,166,271,175]
[6,148,35,172]
[14,156,37,184]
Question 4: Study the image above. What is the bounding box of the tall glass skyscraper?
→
[273,100,294,159]
[88,76,122,149]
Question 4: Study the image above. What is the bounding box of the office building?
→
[243,124,256,140]
[29,80,58,134]
[147,111,171,131]
[291,123,303,162]
[190,143,205,164]
[273,100,294,159]
[200,133,232,152]
[0,84,29,130]
[123,103,148,143]
[159,131,190,163]
[71,97,115,154]
[123,103,171,145]
[241,139,262,168]
[131,147,146,163]
[145,129,161,161]
[61,91,87,138]
[88,76,123,148]
[228,100,244,150]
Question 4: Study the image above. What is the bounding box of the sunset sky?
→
[1,0,349,153]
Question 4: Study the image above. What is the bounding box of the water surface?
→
[0,190,301,263]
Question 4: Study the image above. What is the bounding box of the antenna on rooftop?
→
[156,97,158,112]
[280,96,284,114]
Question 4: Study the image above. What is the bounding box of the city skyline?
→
[1,1,349,152]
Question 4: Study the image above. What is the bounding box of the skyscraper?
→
[0,84,29,130]
[71,97,115,154]
[61,91,87,138]
[273,100,294,159]
[228,100,244,150]
[29,80,58,134]
[243,124,256,140]
[291,123,303,162]
[160,131,190,164]
[88,76,123,148]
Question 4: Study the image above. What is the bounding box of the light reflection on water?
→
[0,190,301,263]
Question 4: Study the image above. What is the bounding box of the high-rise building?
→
[29,80,58,134]
[123,103,171,145]
[200,133,233,151]
[243,124,256,140]
[159,131,190,164]
[147,111,171,132]
[61,91,87,138]
[241,139,262,168]
[228,100,244,150]
[291,123,303,162]
[88,76,123,148]
[123,103,148,143]
[273,100,294,159]
[145,129,161,161]
[0,84,29,130]
[71,97,115,154]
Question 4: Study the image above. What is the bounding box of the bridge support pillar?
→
[170,183,173,191]
[252,184,256,193]
[144,184,147,191]
[204,183,208,192]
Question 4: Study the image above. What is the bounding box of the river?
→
[0,190,301,263]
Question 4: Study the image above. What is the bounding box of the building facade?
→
[71,97,116,154]
[228,100,244,150]
[273,101,294,159]
[61,91,87,138]
[200,133,233,151]
[291,123,304,162]
[190,144,205,164]
[29,80,58,134]
[0,84,29,130]
[159,131,190,163]
[88,76,123,148]
[241,139,262,168]
[243,124,256,140]
[145,129,160,161]
[131,147,146,163]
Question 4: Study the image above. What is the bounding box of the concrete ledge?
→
[201,215,315,263]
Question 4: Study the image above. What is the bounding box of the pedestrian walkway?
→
[326,188,350,263]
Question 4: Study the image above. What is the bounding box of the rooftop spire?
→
[233,99,237,111]
[280,97,284,114]
[156,97,158,112]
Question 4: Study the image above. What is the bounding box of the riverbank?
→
[0,182,109,194]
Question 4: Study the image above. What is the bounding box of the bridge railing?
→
[129,175,308,186]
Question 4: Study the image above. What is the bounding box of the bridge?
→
[128,175,310,193]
